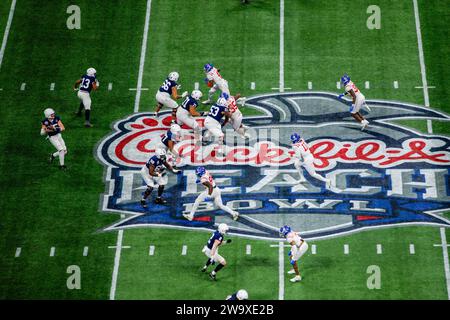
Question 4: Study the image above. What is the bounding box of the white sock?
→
[53,151,59,158]
[59,150,65,166]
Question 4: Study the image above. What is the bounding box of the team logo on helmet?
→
[96,92,450,240]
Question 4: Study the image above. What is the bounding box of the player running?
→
[202,63,230,105]
[226,289,249,300]
[74,67,99,127]
[280,225,309,283]
[291,133,332,188]
[176,89,205,143]
[201,223,232,281]
[140,148,181,208]
[203,96,232,154]
[154,71,188,120]
[338,74,371,130]
[221,92,250,139]
[183,167,239,221]
[41,108,67,170]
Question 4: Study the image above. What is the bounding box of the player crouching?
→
[338,74,371,130]
[140,149,181,208]
[41,108,67,170]
[280,225,309,283]
[201,223,232,281]
[226,289,248,300]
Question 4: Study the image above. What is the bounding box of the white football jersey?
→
[286,231,303,247]
[292,139,313,160]
[226,96,239,114]
[344,81,363,98]
[200,170,217,188]
[206,67,228,91]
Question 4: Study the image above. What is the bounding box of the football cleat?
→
[232,212,239,221]
[361,119,369,131]
[85,121,93,128]
[287,269,296,274]
[59,165,67,171]
[49,153,55,164]
[209,272,217,281]
[290,275,302,282]
[140,200,147,208]
[154,197,167,204]
[182,213,193,221]
[201,266,207,272]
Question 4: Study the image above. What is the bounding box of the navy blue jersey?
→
[226,293,238,301]
[158,78,177,94]
[79,74,97,93]
[42,116,61,137]
[145,155,166,173]
[207,104,228,122]
[181,95,199,112]
[206,231,223,250]
[160,129,176,147]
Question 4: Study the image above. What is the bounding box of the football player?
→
[158,123,182,167]
[291,133,332,188]
[202,63,230,105]
[176,89,205,143]
[220,92,250,139]
[280,225,309,283]
[203,96,232,154]
[226,289,249,300]
[154,71,188,120]
[183,167,239,221]
[201,223,232,281]
[338,74,371,130]
[140,148,181,208]
[40,108,67,170]
[74,67,99,128]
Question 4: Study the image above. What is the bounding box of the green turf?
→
[0,0,448,300]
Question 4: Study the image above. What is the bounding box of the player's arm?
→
[221,111,231,127]
[92,80,98,91]
[167,141,179,157]
[188,105,202,117]
[202,181,213,196]
[171,86,182,99]
[149,164,160,177]
[57,120,65,132]
[40,123,52,135]
[210,239,221,257]
[73,79,82,90]
[163,159,181,174]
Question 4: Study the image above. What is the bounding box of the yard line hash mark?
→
[108,83,113,91]
[344,244,349,255]
[246,244,251,255]
[194,82,199,90]
[15,247,21,258]
[20,83,26,90]
[394,81,399,89]
[311,244,316,255]
[50,247,55,257]
[308,81,312,90]
[376,244,382,254]
[149,245,155,256]
[409,244,415,255]
[336,82,341,89]
[83,246,89,256]
[181,245,187,255]
[251,82,255,90]
[50,83,55,91]
[365,81,370,89]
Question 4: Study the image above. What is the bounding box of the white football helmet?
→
[170,123,181,134]
[44,108,55,118]
[156,148,167,158]
[168,71,179,82]
[216,97,228,107]
[191,90,203,100]
[87,67,97,76]
[218,223,229,235]
[236,289,248,300]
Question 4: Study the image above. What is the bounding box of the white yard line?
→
[278,241,284,300]
[133,0,152,113]
[279,0,285,93]
[246,244,251,255]
[110,225,124,300]
[181,245,187,255]
[0,0,16,72]
[439,228,450,300]
[413,0,432,133]
[15,247,21,258]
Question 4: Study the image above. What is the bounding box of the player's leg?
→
[183,190,209,221]
[293,158,306,183]
[209,253,226,280]
[154,174,168,204]
[140,167,155,208]
[203,84,218,104]
[57,135,67,168]
[303,157,331,187]
[76,91,84,116]
[201,246,215,272]
[81,92,92,127]
[212,188,239,220]
[290,242,308,282]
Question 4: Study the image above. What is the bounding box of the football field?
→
[0,0,449,301]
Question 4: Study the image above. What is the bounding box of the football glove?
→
[176,84,182,90]
[288,250,292,257]
[172,168,181,174]
[181,91,188,98]
[338,93,345,99]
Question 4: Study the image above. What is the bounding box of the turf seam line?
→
[0,0,16,72]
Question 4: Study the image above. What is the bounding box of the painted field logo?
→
[96,92,450,240]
